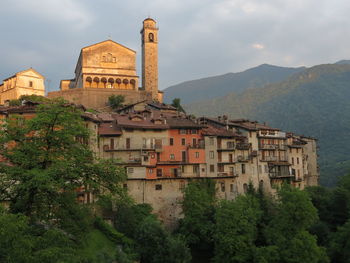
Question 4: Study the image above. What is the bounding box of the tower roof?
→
[143,17,156,23]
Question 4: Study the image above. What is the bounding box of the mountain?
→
[185,64,350,187]
[163,64,305,104]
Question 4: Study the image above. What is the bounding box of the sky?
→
[1,0,350,92]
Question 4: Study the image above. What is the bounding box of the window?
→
[193,138,197,146]
[241,164,246,174]
[182,151,187,162]
[209,151,214,159]
[195,152,199,158]
[210,165,215,172]
[169,138,174,146]
[292,157,294,165]
[209,137,214,145]
[179,129,187,134]
[142,138,147,148]
[156,169,162,177]
[143,156,149,162]
[29,81,33,87]
[220,182,225,192]
[149,33,154,42]
[126,138,131,149]
[227,141,234,149]
[181,138,186,146]
[297,157,299,165]
[230,184,234,192]
[181,165,185,173]
[193,165,199,174]
[149,168,153,174]
[110,138,114,149]
[191,129,198,134]
[170,154,175,160]
[123,183,127,189]
[127,168,134,174]
[155,184,162,190]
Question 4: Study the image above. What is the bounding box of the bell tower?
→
[141,18,158,100]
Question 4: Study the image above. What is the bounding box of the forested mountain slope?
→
[163,64,304,104]
[186,64,350,187]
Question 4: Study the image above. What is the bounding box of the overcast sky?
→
[1,0,350,92]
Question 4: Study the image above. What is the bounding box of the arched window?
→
[92,77,100,88]
[149,33,154,42]
[130,79,136,90]
[101,77,107,88]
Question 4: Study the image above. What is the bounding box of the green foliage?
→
[171,98,186,113]
[108,95,125,110]
[8,95,48,106]
[0,207,78,263]
[179,179,216,249]
[114,203,153,238]
[328,219,350,263]
[265,185,328,263]
[186,64,350,187]
[0,98,127,224]
[135,216,191,263]
[214,195,262,263]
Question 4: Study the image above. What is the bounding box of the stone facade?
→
[79,108,320,227]
[0,68,45,105]
[141,18,159,101]
[48,18,162,110]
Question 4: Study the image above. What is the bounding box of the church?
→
[48,18,163,110]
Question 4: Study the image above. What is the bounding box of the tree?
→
[0,98,127,225]
[108,95,125,110]
[135,216,191,263]
[0,207,78,263]
[265,185,329,263]
[214,195,262,263]
[171,98,186,113]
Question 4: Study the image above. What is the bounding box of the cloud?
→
[252,43,265,50]
[3,0,93,30]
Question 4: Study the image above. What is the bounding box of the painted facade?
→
[0,68,45,105]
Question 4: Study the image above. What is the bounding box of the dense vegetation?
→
[186,63,350,187]
[1,98,350,262]
[163,64,304,104]
[0,99,190,262]
[178,178,350,263]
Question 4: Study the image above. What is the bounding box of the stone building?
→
[48,18,163,110]
[79,107,320,227]
[0,68,45,105]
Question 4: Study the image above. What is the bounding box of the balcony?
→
[269,172,294,179]
[188,143,205,149]
[236,143,250,150]
[260,156,288,162]
[237,155,249,162]
[259,144,278,150]
[258,131,286,138]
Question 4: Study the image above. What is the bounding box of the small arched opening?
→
[130,79,136,90]
[92,77,100,88]
[101,77,107,88]
[149,33,154,42]
[123,79,129,89]
[108,78,115,88]
[85,76,92,88]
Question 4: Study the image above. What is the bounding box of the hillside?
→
[163,64,305,104]
[185,64,350,187]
